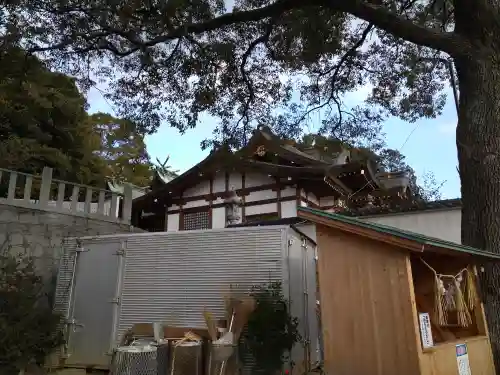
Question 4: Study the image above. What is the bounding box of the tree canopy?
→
[5,0,500,369]
[4,0,459,140]
[0,47,154,188]
[0,47,99,183]
[87,112,154,186]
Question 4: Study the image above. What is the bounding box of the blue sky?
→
[87,87,460,199]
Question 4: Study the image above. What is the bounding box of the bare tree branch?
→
[27,0,473,60]
[325,0,472,57]
[238,18,276,133]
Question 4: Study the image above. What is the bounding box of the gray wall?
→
[361,208,461,244]
[0,203,144,280]
[294,208,461,245]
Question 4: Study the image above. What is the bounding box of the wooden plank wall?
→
[316,224,421,375]
[419,336,494,375]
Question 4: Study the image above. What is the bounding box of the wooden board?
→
[419,336,495,375]
[316,224,420,375]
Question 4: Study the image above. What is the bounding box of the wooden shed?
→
[298,206,499,375]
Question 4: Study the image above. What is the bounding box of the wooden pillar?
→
[164,206,169,231]
[241,173,246,221]
[209,176,214,228]
[178,191,184,230]
[276,178,282,218]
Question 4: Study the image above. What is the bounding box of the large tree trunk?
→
[455,54,500,373]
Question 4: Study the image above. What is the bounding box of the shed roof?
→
[297,206,500,260]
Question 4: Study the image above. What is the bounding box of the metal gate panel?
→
[286,230,306,370]
[115,227,287,346]
[65,240,123,367]
[306,242,320,365]
[54,239,79,320]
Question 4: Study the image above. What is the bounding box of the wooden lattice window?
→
[182,210,211,230]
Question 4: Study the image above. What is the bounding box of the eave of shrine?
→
[133,126,412,213]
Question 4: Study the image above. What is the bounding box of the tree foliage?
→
[239,281,301,375]
[0,254,64,374]
[2,0,458,140]
[6,0,500,369]
[88,112,154,186]
[0,47,102,185]
[154,155,179,181]
[0,47,154,187]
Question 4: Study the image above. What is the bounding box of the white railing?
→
[0,167,133,223]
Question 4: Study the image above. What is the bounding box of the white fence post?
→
[39,167,53,206]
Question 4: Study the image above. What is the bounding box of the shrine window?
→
[182,209,211,230]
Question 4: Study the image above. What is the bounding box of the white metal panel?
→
[305,241,320,365]
[287,230,306,368]
[53,238,79,361]
[115,227,287,345]
[283,228,320,370]
[65,241,122,368]
[55,226,317,371]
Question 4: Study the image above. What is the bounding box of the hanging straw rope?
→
[420,258,448,325]
[454,275,472,327]
[464,266,479,311]
[420,258,474,327]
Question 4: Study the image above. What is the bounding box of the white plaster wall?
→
[360,208,461,244]
[319,196,336,207]
[281,200,297,218]
[229,173,243,190]
[245,172,274,188]
[167,213,180,231]
[306,192,319,205]
[183,198,209,209]
[245,203,277,216]
[164,171,299,231]
[246,189,276,202]
[183,179,210,196]
[212,207,226,229]
[170,204,181,211]
[282,186,296,198]
[213,172,226,192]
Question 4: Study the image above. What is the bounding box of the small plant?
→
[239,281,301,375]
[0,254,64,374]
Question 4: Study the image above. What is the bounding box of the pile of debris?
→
[111,295,256,375]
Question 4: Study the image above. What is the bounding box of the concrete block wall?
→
[0,203,144,280]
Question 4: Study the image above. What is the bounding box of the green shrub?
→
[239,281,301,375]
[0,254,64,374]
